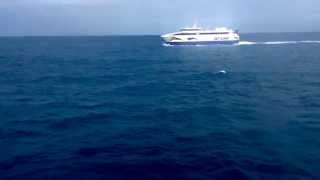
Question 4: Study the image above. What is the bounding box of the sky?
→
[0,0,319,36]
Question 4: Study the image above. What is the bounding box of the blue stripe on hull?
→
[165,40,239,45]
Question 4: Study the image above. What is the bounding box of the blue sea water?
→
[0,33,320,179]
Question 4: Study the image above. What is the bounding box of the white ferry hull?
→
[163,40,239,45]
[161,26,240,46]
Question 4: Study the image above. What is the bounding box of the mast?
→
[192,21,198,28]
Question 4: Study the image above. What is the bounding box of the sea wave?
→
[1,36,320,179]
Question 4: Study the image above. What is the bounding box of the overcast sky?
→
[0,0,319,35]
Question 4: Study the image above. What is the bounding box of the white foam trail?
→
[164,40,320,47]
[263,40,320,45]
[236,40,320,46]
[236,41,257,45]
[300,40,320,43]
[263,41,297,45]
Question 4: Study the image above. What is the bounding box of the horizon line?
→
[0,31,320,37]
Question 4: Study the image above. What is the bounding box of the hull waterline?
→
[163,40,239,45]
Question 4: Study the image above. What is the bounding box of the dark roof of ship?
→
[180,28,202,31]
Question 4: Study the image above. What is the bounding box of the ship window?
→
[175,33,197,35]
[180,28,201,31]
[172,37,182,40]
[199,32,229,35]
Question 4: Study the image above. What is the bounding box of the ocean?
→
[0,33,320,179]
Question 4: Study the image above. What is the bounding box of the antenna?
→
[192,20,198,28]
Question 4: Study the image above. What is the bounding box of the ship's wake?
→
[162,43,173,47]
[236,40,320,46]
[162,41,320,47]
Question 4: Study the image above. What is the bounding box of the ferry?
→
[161,25,240,45]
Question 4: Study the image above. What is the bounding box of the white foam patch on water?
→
[162,43,173,47]
[218,70,227,74]
[236,41,257,45]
